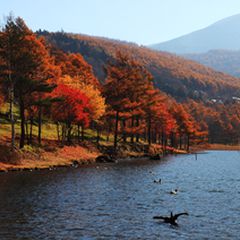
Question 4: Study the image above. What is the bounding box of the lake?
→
[0,151,239,239]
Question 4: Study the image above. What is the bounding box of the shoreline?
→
[0,144,99,172]
[205,144,240,151]
[0,142,185,172]
[189,143,240,152]
[1,143,239,173]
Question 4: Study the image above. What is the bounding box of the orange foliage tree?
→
[104,53,155,148]
[0,16,57,148]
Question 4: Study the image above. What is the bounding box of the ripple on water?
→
[0,151,240,239]
[207,189,225,193]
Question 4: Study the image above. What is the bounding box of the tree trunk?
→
[38,106,42,145]
[61,124,66,144]
[161,130,166,154]
[107,130,110,142]
[161,130,164,146]
[107,122,111,142]
[56,122,60,142]
[179,134,182,149]
[81,124,84,141]
[131,116,134,143]
[144,129,147,142]
[122,119,127,142]
[170,132,174,148]
[96,127,100,144]
[29,117,33,144]
[147,114,151,146]
[9,84,15,150]
[153,128,157,144]
[67,122,72,143]
[114,111,119,149]
[7,50,15,150]
[187,134,190,152]
[77,124,80,143]
[19,99,25,148]
[25,121,29,144]
[136,117,140,142]
[164,138,167,155]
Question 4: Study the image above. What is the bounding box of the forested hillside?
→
[38,31,240,101]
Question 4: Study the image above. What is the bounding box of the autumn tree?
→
[51,84,91,143]
[54,73,105,141]
[104,52,154,149]
[0,16,56,148]
[51,48,100,86]
[142,90,177,148]
[58,75,105,121]
[169,103,201,150]
[0,15,19,149]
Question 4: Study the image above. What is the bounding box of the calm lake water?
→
[0,151,240,239]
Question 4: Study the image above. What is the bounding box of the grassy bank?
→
[0,112,187,172]
[0,142,100,172]
[0,111,102,171]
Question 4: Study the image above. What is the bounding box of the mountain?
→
[150,14,240,54]
[183,50,240,77]
[38,31,240,101]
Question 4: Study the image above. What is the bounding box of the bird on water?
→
[154,179,162,183]
[153,212,189,226]
[170,189,179,195]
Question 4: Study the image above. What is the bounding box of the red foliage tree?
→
[51,84,91,143]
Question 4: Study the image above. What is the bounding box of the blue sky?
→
[1,0,240,45]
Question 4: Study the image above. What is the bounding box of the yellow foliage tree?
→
[58,75,106,121]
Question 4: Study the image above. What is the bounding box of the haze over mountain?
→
[150,14,240,54]
[183,50,240,77]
